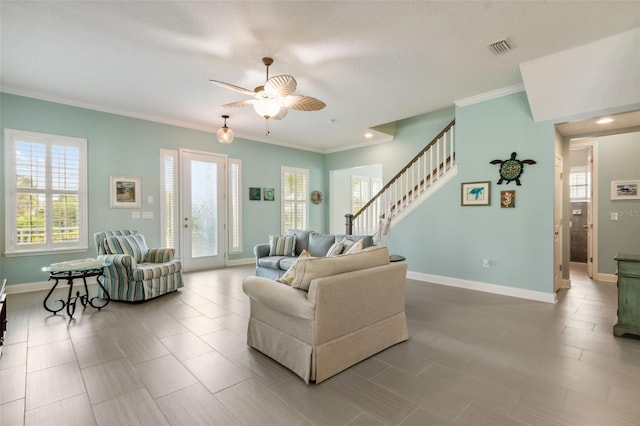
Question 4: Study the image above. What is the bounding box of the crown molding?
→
[454,83,525,107]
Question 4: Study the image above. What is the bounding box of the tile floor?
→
[1,263,639,425]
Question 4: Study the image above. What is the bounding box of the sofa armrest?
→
[254,243,270,261]
[145,248,175,263]
[243,276,315,320]
[307,262,408,344]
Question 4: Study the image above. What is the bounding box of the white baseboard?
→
[406,270,557,304]
[595,273,617,283]
[226,257,255,267]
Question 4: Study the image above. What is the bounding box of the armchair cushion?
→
[104,234,148,262]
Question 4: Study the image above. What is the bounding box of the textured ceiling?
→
[1,1,639,152]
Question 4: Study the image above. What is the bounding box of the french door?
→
[180,150,226,271]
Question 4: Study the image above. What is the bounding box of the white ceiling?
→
[1,1,639,153]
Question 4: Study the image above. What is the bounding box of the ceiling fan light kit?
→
[210,57,326,134]
[217,114,234,144]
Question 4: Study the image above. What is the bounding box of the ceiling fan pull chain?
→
[265,119,270,136]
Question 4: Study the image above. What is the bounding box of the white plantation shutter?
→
[5,129,87,254]
[282,167,308,233]
[228,158,242,253]
[160,149,178,250]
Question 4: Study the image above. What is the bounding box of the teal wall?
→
[596,131,640,273]
[0,93,325,285]
[398,93,555,293]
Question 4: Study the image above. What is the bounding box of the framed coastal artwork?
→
[110,176,141,208]
[461,181,490,206]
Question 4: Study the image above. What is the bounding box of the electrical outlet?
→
[482,258,490,268]
[611,212,618,221]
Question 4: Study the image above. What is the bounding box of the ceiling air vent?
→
[489,39,512,54]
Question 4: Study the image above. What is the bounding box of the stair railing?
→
[345,119,455,236]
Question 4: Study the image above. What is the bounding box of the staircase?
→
[346,119,457,236]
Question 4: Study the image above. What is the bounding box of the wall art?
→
[461,181,490,206]
[110,176,141,208]
[611,180,640,200]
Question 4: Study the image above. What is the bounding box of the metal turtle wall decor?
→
[490,152,536,185]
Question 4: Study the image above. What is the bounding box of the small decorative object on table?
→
[42,258,111,320]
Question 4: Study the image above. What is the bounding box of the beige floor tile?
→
[27,339,76,373]
[73,334,124,369]
[25,362,85,411]
[0,342,28,371]
[199,329,247,356]
[118,333,170,365]
[156,383,240,425]
[178,314,225,336]
[215,379,303,425]
[82,358,144,404]
[160,332,213,361]
[0,364,26,404]
[134,354,197,398]
[26,323,69,348]
[93,388,168,426]
[24,393,96,426]
[183,351,251,394]
[0,398,25,426]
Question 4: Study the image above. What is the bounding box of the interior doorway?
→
[568,145,594,278]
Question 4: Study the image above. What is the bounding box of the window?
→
[160,149,178,250]
[4,129,88,255]
[351,175,382,214]
[282,167,308,233]
[228,158,242,253]
[569,166,591,201]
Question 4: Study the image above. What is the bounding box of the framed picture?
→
[263,188,275,201]
[110,176,141,208]
[611,180,640,200]
[461,181,490,206]
[249,187,261,200]
[501,190,516,208]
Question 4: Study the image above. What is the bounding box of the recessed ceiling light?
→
[596,117,614,124]
[364,132,373,139]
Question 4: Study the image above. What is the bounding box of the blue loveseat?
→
[254,229,374,279]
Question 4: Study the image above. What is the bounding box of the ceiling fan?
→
[210,57,326,125]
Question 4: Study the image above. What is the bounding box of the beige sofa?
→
[242,246,408,383]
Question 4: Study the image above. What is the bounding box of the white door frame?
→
[179,149,227,271]
[570,139,598,279]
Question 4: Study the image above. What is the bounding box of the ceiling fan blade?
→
[271,107,288,120]
[220,99,255,108]
[210,80,255,96]
[284,95,326,111]
[265,75,297,98]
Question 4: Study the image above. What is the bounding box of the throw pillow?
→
[345,238,364,254]
[277,250,311,285]
[326,241,345,257]
[340,238,355,252]
[269,235,296,256]
[104,234,148,262]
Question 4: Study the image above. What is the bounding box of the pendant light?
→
[217,114,234,144]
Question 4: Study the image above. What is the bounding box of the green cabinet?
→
[613,253,640,338]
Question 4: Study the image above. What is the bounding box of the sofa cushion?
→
[290,245,390,291]
[326,241,345,257]
[308,232,336,257]
[258,256,289,270]
[286,229,312,255]
[277,250,311,285]
[104,234,148,263]
[269,235,296,256]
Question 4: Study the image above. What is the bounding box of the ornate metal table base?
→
[43,267,110,319]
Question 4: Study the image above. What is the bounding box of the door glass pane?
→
[191,160,217,257]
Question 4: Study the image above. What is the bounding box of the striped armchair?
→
[94,230,183,302]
